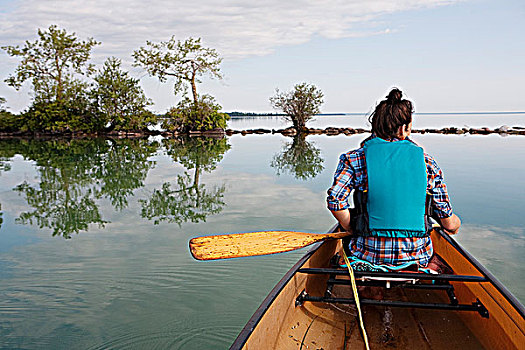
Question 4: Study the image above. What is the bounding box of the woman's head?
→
[369,88,414,140]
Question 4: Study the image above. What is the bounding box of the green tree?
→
[2,25,99,103]
[133,37,222,104]
[163,94,229,132]
[269,82,324,131]
[0,97,22,132]
[19,88,103,133]
[271,134,325,180]
[92,57,156,131]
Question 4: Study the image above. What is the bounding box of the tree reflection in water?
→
[0,136,231,238]
[0,152,12,230]
[95,138,158,210]
[1,138,158,238]
[271,134,324,180]
[140,136,230,225]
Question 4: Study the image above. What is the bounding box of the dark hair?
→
[368,88,413,139]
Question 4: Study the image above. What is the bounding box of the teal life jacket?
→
[357,137,427,238]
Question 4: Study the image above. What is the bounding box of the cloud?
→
[0,0,462,112]
[0,0,460,61]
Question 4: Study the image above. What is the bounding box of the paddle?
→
[189,230,352,261]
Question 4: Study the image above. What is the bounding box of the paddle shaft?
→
[189,230,351,261]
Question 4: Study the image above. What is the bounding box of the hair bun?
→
[386,88,402,103]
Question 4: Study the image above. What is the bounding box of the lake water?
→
[0,113,524,349]
[229,112,525,130]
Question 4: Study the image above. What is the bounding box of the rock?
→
[305,128,324,134]
[469,128,490,135]
[441,127,458,134]
[277,127,297,136]
[203,128,226,134]
[248,128,271,134]
[324,127,341,135]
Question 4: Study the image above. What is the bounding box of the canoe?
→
[230,225,525,349]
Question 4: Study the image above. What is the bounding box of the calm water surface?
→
[0,114,524,349]
[230,112,525,130]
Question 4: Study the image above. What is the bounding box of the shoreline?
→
[1,125,525,140]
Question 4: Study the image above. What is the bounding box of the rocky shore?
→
[1,125,524,139]
[223,125,525,136]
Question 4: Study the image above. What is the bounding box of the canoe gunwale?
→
[435,229,525,319]
[229,224,338,350]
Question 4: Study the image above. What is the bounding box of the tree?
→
[132,36,222,104]
[20,87,104,132]
[92,57,155,131]
[163,94,229,132]
[2,25,99,103]
[269,82,324,131]
[0,97,21,132]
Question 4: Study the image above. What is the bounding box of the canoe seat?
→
[333,253,443,288]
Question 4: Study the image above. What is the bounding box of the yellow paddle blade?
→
[189,230,351,261]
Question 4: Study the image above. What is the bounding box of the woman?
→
[326,88,461,270]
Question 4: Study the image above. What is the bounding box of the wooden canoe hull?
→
[231,227,525,350]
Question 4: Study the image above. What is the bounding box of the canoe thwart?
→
[298,267,488,282]
[327,277,455,290]
[296,291,490,318]
[327,276,460,305]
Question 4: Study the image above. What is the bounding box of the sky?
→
[0,0,524,114]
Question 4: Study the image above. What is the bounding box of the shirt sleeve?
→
[425,154,453,218]
[326,153,355,211]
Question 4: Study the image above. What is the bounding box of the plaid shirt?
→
[326,136,454,266]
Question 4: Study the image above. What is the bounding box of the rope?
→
[342,249,370,350]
